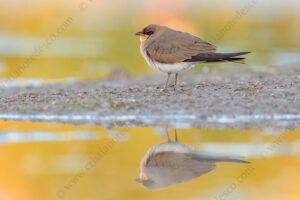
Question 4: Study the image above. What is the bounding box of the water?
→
[0,120,299,200]
[0,113,300,128]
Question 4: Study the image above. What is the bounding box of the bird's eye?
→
[146,31,154,35]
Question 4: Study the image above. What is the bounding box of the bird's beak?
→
[136,178,143,183]
[136,176,147,183]
[135,32,145,37]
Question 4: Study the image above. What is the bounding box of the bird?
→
[136,129,250,190]
[135,24,250,91]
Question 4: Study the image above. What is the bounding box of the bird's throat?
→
[140,35,148,42]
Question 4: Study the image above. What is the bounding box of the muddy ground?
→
[0,63,299,129]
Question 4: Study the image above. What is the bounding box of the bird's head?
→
[135,171,169,190]
[135,172,157,190]
[135,24,167,42]
[136,178,156,188]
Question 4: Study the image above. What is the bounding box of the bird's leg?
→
[164,72,171,90]
[166,129,170,142]
[174,128,178,142]
[174,73,178,91]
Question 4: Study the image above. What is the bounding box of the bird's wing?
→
[145,31,217,64]
[145,151,216,185]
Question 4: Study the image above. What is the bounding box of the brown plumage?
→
[142,24,217,64]
[135,24,250,90]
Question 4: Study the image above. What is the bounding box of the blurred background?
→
[1,1,300,200]
[0,0,299,81]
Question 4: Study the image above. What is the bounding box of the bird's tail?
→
[214,157,250,164]
[184,52,251,64]
[189,153,250,164]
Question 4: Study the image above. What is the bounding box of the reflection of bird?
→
[135,24,250,90]
[136,130,249,190]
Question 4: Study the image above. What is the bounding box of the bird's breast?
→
[140,46,194,73]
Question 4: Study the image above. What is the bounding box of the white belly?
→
[140,48,195,73]
[150,61,195,73]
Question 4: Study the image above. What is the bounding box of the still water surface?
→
[0,120,299,200]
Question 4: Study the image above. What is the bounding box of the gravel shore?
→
[0,64,299,129]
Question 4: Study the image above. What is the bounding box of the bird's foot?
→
[160,86,178,92]
[160,88,169,92]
